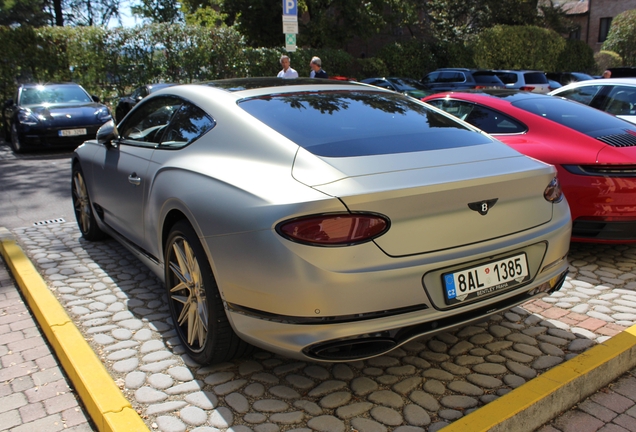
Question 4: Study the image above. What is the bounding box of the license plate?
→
[443,253,529,304]
[59,128,87,137]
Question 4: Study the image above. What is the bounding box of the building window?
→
[569,27,581,40]
[599,17,612,42]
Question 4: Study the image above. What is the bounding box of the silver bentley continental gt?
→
[71,78,572,364]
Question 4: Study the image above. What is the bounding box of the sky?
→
[107,2,141,28]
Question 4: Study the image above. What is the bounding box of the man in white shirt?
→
[277,55,298,78]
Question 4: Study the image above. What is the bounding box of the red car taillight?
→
[519,86,535,92]
[277,213,390,246]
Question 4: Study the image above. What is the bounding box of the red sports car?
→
[422,90,636,243]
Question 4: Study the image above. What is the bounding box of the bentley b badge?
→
[468,198,498,215]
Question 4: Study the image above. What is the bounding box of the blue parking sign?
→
[283,0,297,16]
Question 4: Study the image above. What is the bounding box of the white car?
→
[549,78,636,124]
[493,70,552,94]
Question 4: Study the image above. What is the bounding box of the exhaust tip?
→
[306,337,396,361]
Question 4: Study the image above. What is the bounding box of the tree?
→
[602,9,636,66]
[0,0,54,26]
[130,0,182,24]
[472,25,565,71]
[425,0,570,44]
[64,0,122,26]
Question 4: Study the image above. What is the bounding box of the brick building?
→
[557,0,636,52]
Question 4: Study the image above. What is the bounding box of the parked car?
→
[549,78,636,124]
[72,77,570,364]
[493,70,551,93]
[115,83,177,122]
[422,89,636,243]
[545,72,595,86]
[421,68,505,92]
[607,67,636,78]
[548,79,562,91]
[360,77,433,98]
[2,83,112,153]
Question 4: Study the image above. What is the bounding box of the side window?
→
[605,87,636,115]
[426,99,474,121]
[158,102,215,149]
[423,72,440,84]
[119,96,182,147]
[557,86,602,105]
[463,105,526,134]
[429,99,525,134]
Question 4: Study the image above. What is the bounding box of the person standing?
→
[277,55,298,78]
[602,70,612,78]
[309,56,328,79]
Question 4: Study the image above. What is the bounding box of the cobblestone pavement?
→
[0,255,94,431]
[8,221,636,432]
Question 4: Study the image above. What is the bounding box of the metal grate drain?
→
[33,218,66,226]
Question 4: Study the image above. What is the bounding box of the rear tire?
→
[72,164,106,241]
[164,221,252,364]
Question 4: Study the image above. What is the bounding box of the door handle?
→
[128,173,141,186]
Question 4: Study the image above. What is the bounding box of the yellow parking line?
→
[442,322,636,431]
[0,229,149,432]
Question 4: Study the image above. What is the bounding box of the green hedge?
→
[0,24,597,109]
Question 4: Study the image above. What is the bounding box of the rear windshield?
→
[513,96,632,134]
[238,91,493,157]
[523,72,549,85]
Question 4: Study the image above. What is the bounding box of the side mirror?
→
[91,95,101,103]
[96,120,119,146]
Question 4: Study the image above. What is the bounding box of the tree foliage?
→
[602,9,636,66]
[554,38,595,73]
[426,0,573,44]
[0,0,122,26]
[0,0,53,26]
[472,25,565,70]
[594,50,623,73]
[130,0,181,24]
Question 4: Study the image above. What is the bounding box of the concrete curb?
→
[0,227,149,432]
[441,321,636,431]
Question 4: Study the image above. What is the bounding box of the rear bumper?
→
[228,268,568,361]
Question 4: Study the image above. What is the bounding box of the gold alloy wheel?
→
[72,172,91,234]
[168,236,209,351]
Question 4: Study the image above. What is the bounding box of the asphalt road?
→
[0,141,75,230]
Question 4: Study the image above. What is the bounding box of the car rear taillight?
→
[544,177,563,203]
[519,86,535,92]
[277,213,390,246]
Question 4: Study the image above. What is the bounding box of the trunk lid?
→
[293,143,556,256]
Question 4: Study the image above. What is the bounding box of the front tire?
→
[10,123,24,153]
[72,164,106,241]
[164,221,251,364]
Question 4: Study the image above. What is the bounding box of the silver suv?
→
[493,70,551,94]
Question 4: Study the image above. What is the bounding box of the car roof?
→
[19,82,82,88]
[559,78,636,86]
[199,77,360,92]
[425,89,548,102]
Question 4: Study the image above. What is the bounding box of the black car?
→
[115,83,177,122]
[3,83,112,153]
[421,68,505,92]
[359,77,433,98]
